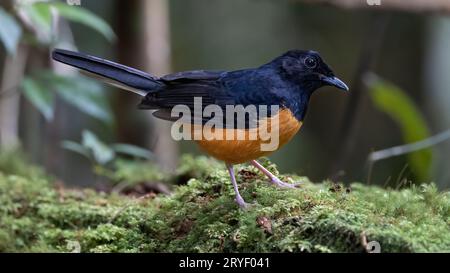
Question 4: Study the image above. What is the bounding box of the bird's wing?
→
[141,69,279,129]
[160,70,226,82]
[140,78,236,125]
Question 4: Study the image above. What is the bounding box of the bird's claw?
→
[270,177,302,189]
[235,196,256,209]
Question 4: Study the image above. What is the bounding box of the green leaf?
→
[112,144,154,160]
[36,72,113,125]
[0,7,22,54]
[23,2,53,42]
[55,78,113,124]
[51,2,116,42]
[61,140,91,159]
[367,75,432,182]
[82,130,115,164]
[21,77,55,121]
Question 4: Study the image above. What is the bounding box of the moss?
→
[0,149,47,180]
[0,154,449,253]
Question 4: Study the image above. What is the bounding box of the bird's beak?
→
[320,75,349,91]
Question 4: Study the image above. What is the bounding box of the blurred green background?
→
[1,0,449,190]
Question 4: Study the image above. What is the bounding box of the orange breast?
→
[194,109,302,164]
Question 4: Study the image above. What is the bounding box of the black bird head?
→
[273,50,349,93]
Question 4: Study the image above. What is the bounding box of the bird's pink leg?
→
[250,160,301,189]
[226,164,249,209]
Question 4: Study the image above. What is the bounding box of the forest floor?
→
[0,152,449,253]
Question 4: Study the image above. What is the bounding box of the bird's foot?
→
[235,195,251,209]
[270,177,302,189]
[250,160,301,189]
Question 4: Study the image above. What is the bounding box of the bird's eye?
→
[304,57,317,69]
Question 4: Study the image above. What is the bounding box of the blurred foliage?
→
[0,156,448,253]
[21,77,55,120]
[63,130,114,164]
[62,130,153,165]
[62,130,157,187]
[48,2,115,42]
[0,0,116,127]
[0,7,21,54]
[367,75,432,182]
[0,0,115,48]
[22,72,113,124]
[94,159,167,186]
[94,154,220,188]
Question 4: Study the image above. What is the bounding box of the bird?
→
[52,49,348,209]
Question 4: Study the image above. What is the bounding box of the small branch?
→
[368,128,450,162]
[298,0,450,15]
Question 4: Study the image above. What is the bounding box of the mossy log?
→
[0,155,449,253]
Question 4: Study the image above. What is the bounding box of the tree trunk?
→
[425,16,450,188]
[141,0,178,171]
[0,45,29,148]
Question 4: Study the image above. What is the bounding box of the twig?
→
[382,176,392,188]
[395,164,409,188]
[368,128,450,162]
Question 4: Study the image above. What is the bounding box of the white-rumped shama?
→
[52,49,348,209]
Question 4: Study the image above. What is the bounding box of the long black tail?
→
[52,49,163,96]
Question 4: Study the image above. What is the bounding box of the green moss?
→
[0,154,449,253]
[0,149,47,180]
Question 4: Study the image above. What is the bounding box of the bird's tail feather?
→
[52,49,163,96]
